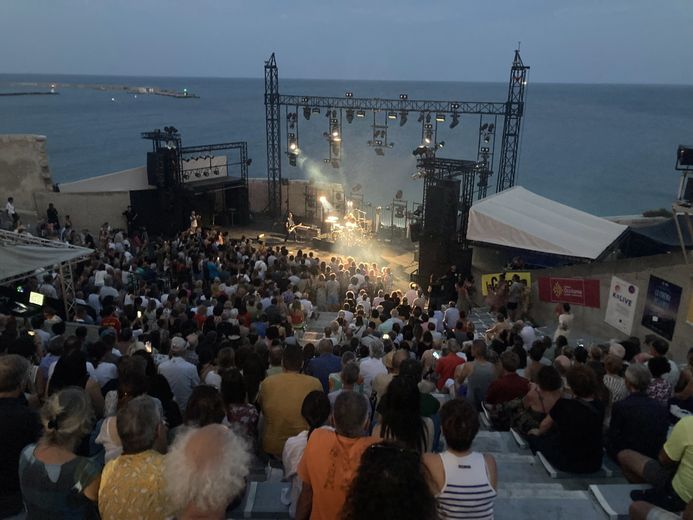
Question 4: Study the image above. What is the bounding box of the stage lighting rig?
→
[417,112,425,123]
[435,114,446,123]
[356,110,366,118]
[400,94,408,100]
[345,91,353,98]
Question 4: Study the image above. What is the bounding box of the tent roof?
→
[0,232,92,283]
[467,186,628,260]
[629,216,693,248]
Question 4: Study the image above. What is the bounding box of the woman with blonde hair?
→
[19,387,102,518]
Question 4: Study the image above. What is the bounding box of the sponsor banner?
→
[605,276,639,335]
[481,272,531,296]
[538,277,600,308]
[641,275,683,340]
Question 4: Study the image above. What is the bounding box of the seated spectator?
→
[306,338,342,392]
[620,416,693,515]
[282,391,332,518]
[528,365,605,473]
[98,396,168,520]
[257,344,322,458]
[648,356,673,405]
[399,358,440,418]
[524,341,546,383]
[0,355,42,518]
[372,349,410,405]
[455,340,496,410]
[342,441,437,520]
[157,336,200,413]
[87,341,118,388]
[221,368,259,442]
[359,338,387,397]
[435,338,466,391]
[485,351,529,406]
[423,399,497,519]
[19,388,101,518]
[182,385,226,427]
[630,500,693,520]
[603,354,628,404]
[165,424,250,519]
[650,338,681,390]
[513,365,563,437]
[328,362,360,408]
[266,345,284,377]
[374,375,431,452]
[607,364,669,462]
[296,391,378,520]
[47,348,104,418]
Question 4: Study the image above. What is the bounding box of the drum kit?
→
[325,209,369,246]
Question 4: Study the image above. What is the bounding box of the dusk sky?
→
[2,0,692,84]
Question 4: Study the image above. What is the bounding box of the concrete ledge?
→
[537,452,614,479]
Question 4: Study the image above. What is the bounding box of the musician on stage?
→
[285,211,296,242]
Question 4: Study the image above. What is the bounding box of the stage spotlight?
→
[319,195,327,203]
[451,103,460,110]
[346,109,354,123]
[437,141,445,149]
[387,112,397,120]
[345,91,353,98]
[399,111,407,126]
[417,112,425,123]
[356,110,366,118]
[412,145,426,156]
[488,123,495,131]
[213,168,219,175]
[303,106,311,120]
[301,97,309,103]
[450,113,460,129]
[435,113,446,123]
[400,94,408,100]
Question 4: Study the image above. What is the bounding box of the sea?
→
[1,73,692,217]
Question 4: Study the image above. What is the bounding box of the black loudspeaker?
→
[147,152,163,187]
[678,145,693,167]
[423,179,460,236]
[680,177,693,203]
[410,222,421,242]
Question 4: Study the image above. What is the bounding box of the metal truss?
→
[265,54,282,218]
[279,96,506,115]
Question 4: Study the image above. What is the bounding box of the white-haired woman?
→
[19,387,102,518]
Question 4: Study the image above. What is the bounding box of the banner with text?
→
[538,277,600,308]
[481,272,531,296]
[641,275,683,340]
[605,276,639,335]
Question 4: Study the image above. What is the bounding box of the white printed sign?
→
[605,276,639,335]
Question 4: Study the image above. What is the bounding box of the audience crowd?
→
[0,223,691,519]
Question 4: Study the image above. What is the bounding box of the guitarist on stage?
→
[285,211,296,242]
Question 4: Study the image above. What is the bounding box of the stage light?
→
[436,114,446,123]
[345,91,353,98]
[319,196,327,203]
[437,141,445,149]
[399,111,407,126]
[400,94,408,100]
[451,102,460,110]
[356,110,366,118]
[450,113,460,129]
[412,145,426,156]
[426,113,431,123]
[301,97,309,103]
[213,168,219,175]
[346,109,354,124]
[289,143,297,151]
[387,112,397,120]
[303,106,311,120]
[480,123,488,131]
[424,137,431,144]
[312,107,320,114]
[488,124,495,132]
[417,112,425,123]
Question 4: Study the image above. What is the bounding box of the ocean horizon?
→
[1,72,691,217]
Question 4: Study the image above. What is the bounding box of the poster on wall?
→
[480,272,531,296]
[538,277,601,308]
[641,275,683,340]
[605,276,639,335]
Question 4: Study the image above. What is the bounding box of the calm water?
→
[1,73,691,216]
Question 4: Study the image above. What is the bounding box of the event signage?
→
[604,276,639,335]
[537,277,600,308]
[481,272,531,296]
[641,275,683,340]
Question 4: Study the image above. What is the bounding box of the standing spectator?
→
[98,396,168,520]
[435,338,466,391]
[608,364,668,462]
[158,336,200,413]
[0,355,42,518]
[257,344,322,458]
[46,203,60,229]
[6,197,18,228]
[19,388,101,518]
[296,392,378,520]
[553,303,573,342]
[423,399,497,520]
[165,424,250,519]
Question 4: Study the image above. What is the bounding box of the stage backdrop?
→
[641,275,683,340]
[538,277,600,308]
[604,276,640,335]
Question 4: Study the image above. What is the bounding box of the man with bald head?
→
[306,338,342,392]
[165,424,250,520]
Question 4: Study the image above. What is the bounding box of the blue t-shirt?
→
[306,354,342,393]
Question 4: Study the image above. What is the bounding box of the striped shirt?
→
[436,451,496,520]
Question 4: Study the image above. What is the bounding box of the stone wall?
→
[526,252,692,361]
[33,191,130,233]
[0,134,53,218]
[247,178,345,218]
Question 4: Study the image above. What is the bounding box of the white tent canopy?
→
[467,186,628,260]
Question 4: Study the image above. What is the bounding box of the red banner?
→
[538,277,600,308]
